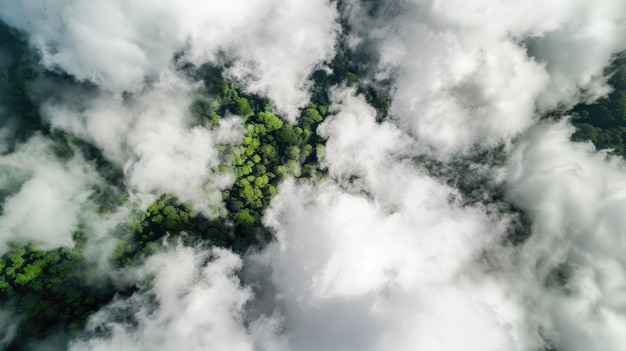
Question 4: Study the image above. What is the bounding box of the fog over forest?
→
[0,0,626,350]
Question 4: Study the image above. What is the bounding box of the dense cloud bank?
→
[0,0,626,350]
[40,71,243,215]
[258,91,529,350]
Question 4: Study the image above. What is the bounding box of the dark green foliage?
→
[190,64,269,124]
[307,20,390,121]
[309,52,389,121]
[189,66,331,245]
[223,105,327,244]
[116,194,233,264]
[236,97,254,119]
[0,22,45,150]
[0,234,118,349]
[191,99,222,127]
[571,54,626,157]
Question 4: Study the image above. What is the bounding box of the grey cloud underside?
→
[1,0,626,350]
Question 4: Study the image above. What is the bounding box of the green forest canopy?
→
[0,20,624,349]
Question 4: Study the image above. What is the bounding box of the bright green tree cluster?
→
[309,42,390,119]
[188,64,331,246]
[222,104,328,242]
[0,56,340,349]
[0,233,118,346]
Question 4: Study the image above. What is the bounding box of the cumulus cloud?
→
[0,135,101,252]
[259,183,537,351]
[506,120,626,350]
[342,0,626,156]
[0,0,339,119]
[251,90,544,351]
[69,245,286,351]
[39,71,240,215]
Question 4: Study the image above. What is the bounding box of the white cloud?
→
[0,135,100,252]
[342,0,626,156]
[222,0,339,121]
[41,71,240,215]
[69,245,286,351]
[3,1,626,350]
[0,0,339,120]
[253,90,543,351]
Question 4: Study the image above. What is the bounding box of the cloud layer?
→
[69,245,285,351]
[0,0,339,119]
[343,0,626,156]
[0,135,101,251]
[40,71,241,215]
[2,0,626,350]
[254,90,539,351]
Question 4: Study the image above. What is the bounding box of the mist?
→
[0,0,625,350]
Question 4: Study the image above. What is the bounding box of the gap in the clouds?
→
[569,53,626,157]
[187,62,332,246]
[48,130,126,210]
[338,0,407,27]
[416,144,534,246]
[0,134,131,348]
[117,194,235,266]
[530,51,626,159]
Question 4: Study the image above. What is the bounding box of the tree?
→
[258,111,283,131]
[278,125,302,146]
[236,97,254,119]
[234,209,256,228]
